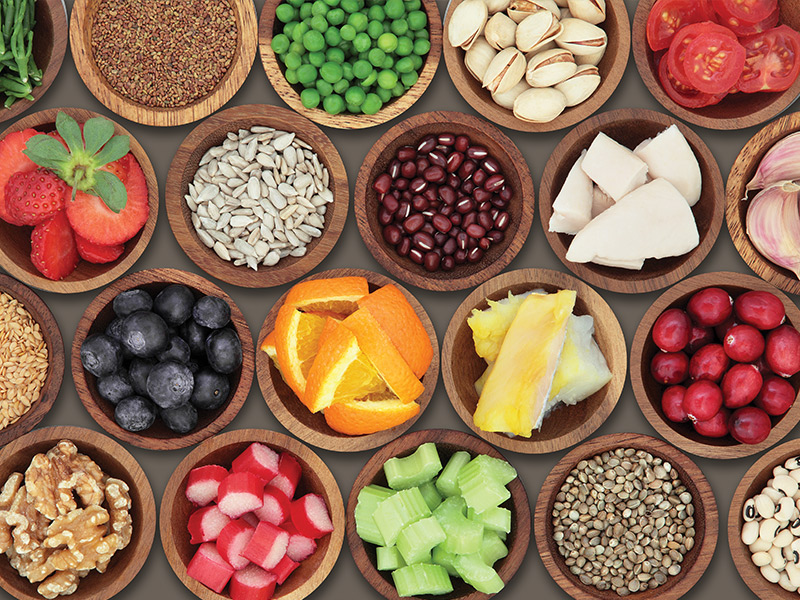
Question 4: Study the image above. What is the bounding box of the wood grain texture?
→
[441,268,626,454]
[258,0,442,129]
[0,107,159,294]
[728,438,800,600]
[0,274,63,447]
[165,104,349,288]
[256,267,440,452]
[353,110,535,291]
[160,428,345,600]
[632,0,800,130]
[538,108,725,294]
[630,271,800,460]
[71,268,255,451]
[69,0,258,127]
[535,432,718,600]
[345,428,530,600]
[726,112,800,295]
[0,0,67,124]
[0,426,156,600]
[442,0,630,133]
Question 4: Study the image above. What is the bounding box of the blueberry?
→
[157,335,191,364]
[128,359,154,396]
[160,403,198,434]
[114,396,157,432]
[105,318,134,361]
[113,289,153,318]
[193,296,231,329]
[180,319,209,357]
[97,371,134,405]
[190,368,231,411]
[186,360,200,374]
[206,328,243,375]
[81,334,123,378]
[146,361,194,409]
[121,311,169,358]
[153,284,195,326]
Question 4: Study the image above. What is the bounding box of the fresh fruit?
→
[0,128,39,225]
[75,234,124,263]
[114,395,157,432]
[693,407,730,437]
[80,333,123,377]
[160,402,199,434]
[722,364,763,409]
[652,308,691,352]
[765,325,800,377]
[688,344,729,382]
[206,329,243,375]
[232,443,280,484]
[5,167,68,226]
[646,0,715,51]
[97,371,134,405]
[121,310,169,358]
[188,505,231,544]
[283,523,317,562]
[194,295,231,329]
[114,289,153,317]
[253,486,291,526]
[243,521,289,570]
[687,287,732,327]
[273,306,329,398]
[651,351,689,385]
[154,284,195,325]
[729,406,772,444]
[218,519,257,570]
[146,361,194,408]
[724,324,765,363]
[754,376,796,416]
[324,398,420,436]
[737,25,800,93]
[30,210,79,280]
[683,380,723,422]
[283,276,368,314]
[686,324,714,353]
[272,454,302,500]
[684,29,746,94]
[734,290,785,330]
[658,55,726,109]
[467,291,530,363]
[662,385,689,423]
[230,565,277,600]
[289,494,334,539]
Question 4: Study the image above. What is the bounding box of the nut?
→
[513,86,567,122]
[559,7,571,19]
[554,63,601,105]
[104,477,133,550]
[567,0,606,24]
[485,0,512,13]
[485,12,517,50]
[525,47,577,87]
[483,46,527,94]
[507,0,560,23]
[556,17,607,56]
[448,0,488,49]
[515,11,563,53]
[492,79,531,109]
[576,44,606,65]
[465,36,498,81]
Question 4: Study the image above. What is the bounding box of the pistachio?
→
[515,11,562,53]
[485,12,518,50]
[556,17,607,56]
[448,0,489,49]
[526,47,577,87]
[576,44,606,65]
[492,79,531,109]
[513,86,567,122]
[483,46,526,93]
[560,7,572,19]
[485,0,512,14]
[507,0,560,23]
[554,0,569,6]
[465,36,498,80]
[526,40,556,59]
[567,0,606,24]
[555,63,600,105]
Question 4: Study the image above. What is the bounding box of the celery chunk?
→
[433,496,484,555]
[435,451,471,497]
[418,481,443,511]
[392,563,453,597]
[480,530,508,566]
[355,484,396,546]
[384,443,442,490]
[468,506,512,534]
[458,458,511,513]
[377,546,406,571]
[397,516,447,565]
[454,553,504,594]
[373,487,431,547]
[431,545,459,577]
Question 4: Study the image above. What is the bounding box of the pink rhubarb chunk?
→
[185,464,228,506]
[188,505,231,544]
[253,485,291,526]
[232,443,280,483]
[270,453,302,500]
[187,542,235,593]
[290,493,333,540]
[242,521,289,571]
[271,554,299,585]
[218,472,265,519]
[230,564,278,600]
[218,519,257,570]
[283,522,317,562]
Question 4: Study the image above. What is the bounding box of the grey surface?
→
[5,0,792,598]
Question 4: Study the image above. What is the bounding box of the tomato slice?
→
[684,32,746,94]
[647,0,717,52]
[738,25,800,93]
[720,5,779,37]
[712,0,777,25]
[658,55,729,108]
[667,22,736,88]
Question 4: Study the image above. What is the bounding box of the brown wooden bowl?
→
[165,104,348,289]
[71,268,255,451]
[539,108,725,294]
[69,0,258,127]
[442,268,626,454]
[633,0,800,131]
[726,111,800,295]
[0,0,67,124]
[258,0,441,129]
[535,432,718,600]
[160,428,345,600]
[0,107,158,294]
[0,274,63,447]
[442,0,630,133]
[354,110,535,291]
[631,271,800,460]
[0,425,156,600]
[346,428,530,600]
[729,437,800,599]
[256,267,439,452]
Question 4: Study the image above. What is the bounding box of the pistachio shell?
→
[507,0,560,23]
[567,0,606,24]
[448,0,489,49]
[556,17,607,56]
[492,80,531,109]
[465,36,498,80]
[576,43,606,65]
[555,64,601,106]
[554,0,569,6]
[525,47,577,87]
[560,7,572,19]
[485,0,512,14]
[483,46,526,94]
[485,12,518,50]
[526,40,557,59]
[515,11,563,53]
[513,87,567,122]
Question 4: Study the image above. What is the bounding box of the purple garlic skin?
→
[747,132,800,193]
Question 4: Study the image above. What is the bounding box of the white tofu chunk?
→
[580,132,649,202]
[634,125,702,207]
[549,150,593,234]
[590,185,615,218]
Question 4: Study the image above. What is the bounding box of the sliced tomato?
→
[667,22,737,87]
[723,5,779,37]
[738,25,800,93]
[647,0,717,52]
[712,0,777,25]
[658,55,729,108]
[684,32,746,94]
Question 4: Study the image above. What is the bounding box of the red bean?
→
[396,201,411,221]
[423,187,438,202]
[455,135,470,152]
[394,177,408,191]
[422,209,436,219]
[473,169,487,187]
[491,196,509,209]
[446,152,464,173]
[410,177,427,193]
[411,231,433,252]
[468,247,484,263]
[396,237,411,257]
[442,255,455,270]
[417,135,436,154]
[467,145,488,160]
[458,160,477,180]
[397,146,416,162]
[478,201,491,213]
[428,150,447,168]
[442,238,457,255]
[457,231,468,251]
[433,214,452,233]
[477,211,493,230]
[438,133,456,146]
[373,173,391,194]
[378,208,394,226]
[449,213,461,226]
[439,185,456,205]
[487,230,504,243]
[415,157,430,173]
[440,205,454,217]
[482,157,500,174]
[495,211,510,231]
[463,212,477,228]
[434,232,448,247]
[424,251,440,272]
[409,248,424,265]
[400,161,417,178]
[479,237,491,251]
[461,180,475,194]
[389,159,401,179]
[447,173,460,189]
[421,222,435,236]
[382,194,399,213]
[499,185,513,201]
[411,195,428,212]
[383,225,402,245]
[466,224,486,239]
[455,197,475,214]
[484,174,505,192]
[423,166,447,184]
[473,187,491,203]
[403,214,425,234]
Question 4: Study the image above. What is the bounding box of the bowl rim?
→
[71,267,255,451]
[258,0,443,130]
[159,427,345,600]
[441,267,626,454]
[538,107,725,294]
[630,270,800,460]
[345,427,531,600]
[256,267,440,452]
[69,0,258,127]
[352,109,536,291]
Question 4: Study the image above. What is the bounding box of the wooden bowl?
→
[258,0,442,129]
[0,0,67,124]
[442,0,630,133]
[729,437,800,599]
[0,107,158,294]
[354,110,535,291]
[633,0,800,130]
[539,108,725,294]
[346,428,530,600]
[71,268,255,451]
[69,0,257,127]
[0,425,156,600]
[160,428,345,600]
[165,104,348,289]
[726,111,800,295]
[631,271,800,460]
[442,268,626,454]
[0,274,63,447]
[256,268,439,452]
[535,432,718,600]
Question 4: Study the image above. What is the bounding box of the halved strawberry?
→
[31,211,79,280]
[75,234,124,264]
[6,168,69,226]
[0,128,40,225]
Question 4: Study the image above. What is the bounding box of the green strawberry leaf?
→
[93,136,130,168]
[23,135,71,172]
[91,170,128,213]
[55,112,84,156]
[83,117,115,155]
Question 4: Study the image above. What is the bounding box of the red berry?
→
[754,376,796,416]
[683,380,723,423]
[688,344,729,382]
[30,211,79,281]
[686,324,714,354]
[734,291,785,330]
[729,406,772,445]
[5,168,69,226]
[75,234,124,264]
[715,315,740,342]
[721,363,763,409]
[0,128,39,225]
[662,386,689,423]
[765,325,800,377]
[652,308,691,352]
[724,324,765,363]
[693,407,730,438]
[650,352,689,385]
[687,287,733,327]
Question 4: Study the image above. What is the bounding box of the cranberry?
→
[734,291,786,330]
[721,364,763,409]
[753,355,772,376]
[662,386,689,423]
[729,406,772,444]
[766,325,800,377]
[688,344,729,382]
[683,380,723,422]
[724,324,765,363]
[652,308,691,353]
[650,352,689,385]
[686,325,714,354]
[754,376,796,416]
[693,407,730,438]
[714,315,740,341]
[687,287,733,327]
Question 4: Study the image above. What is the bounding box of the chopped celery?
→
[480,530,508,566]
[433,496,484,555]
[418,481,443,511]
[397,516,447,565]
[454,553,504,594]
[373,487,431,547]
[431,545,459,577]
[377,546,407,571]
[392,563,453,597]
[458,459,510,513]
[468,506,512,534]
[467,455,517,485]
[355,484,396,546]
[384,442,442,490]
[435,451,471,497]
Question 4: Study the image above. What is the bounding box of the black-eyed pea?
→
[770,544,788,569]
[775,529,795,549]
[788,561,800,587]
[775,465,790,478]
[782,544,795,563]
[779,572,798,593]
[743,498,757,522]
[777,497,796,522]
[751,537,773,553]
[784,456,800,471]
[761,518,782,543]
[761,564,781,583]
[753,551,772,567]
[742,521,760,545]
[762,486,784,504]
[789,469,800,484]
[756,494,776,519]
[774,475,799,497]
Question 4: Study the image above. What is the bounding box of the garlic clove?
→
[516,11,563,53]
[465,36,498,81]
[746,181,800,279]
[554,63,600,106]
[746,132,800,193]
[485,12,518,50]
[448,0,489,49]
[491,79,531,109]
[556,18,607,56]
[567,0,606,25]
[525,47,577,87]
[483,47,526,93]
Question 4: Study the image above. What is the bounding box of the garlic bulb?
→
[746,182,800,278]
[746,132,800,192]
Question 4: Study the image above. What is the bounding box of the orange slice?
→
[274,305,329,398]
[260,330,277,358]
[284,276,369,315]
[357,284,433,378]
[324,398,420,435]
[342,308,424,403]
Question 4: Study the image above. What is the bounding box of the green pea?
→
[395,36,413,56]
[395,56,414,73]
[407,10,426,29]
[377,69,398,89]
[297,63,318,84]
[288,40,305,55]
[340,0,360,12]
[310,14,329,32]
[368,5,385,20]
[303,30,326,52]
[288,0,304,7]
[367,20,383,39]
[377,32,398,52]
[299,3,313,19]
[368,47,385,66]
[413,38,430,55]
[311,1,329,16]
[284,21,299,37]
[333,78,349,93]
[292,21,310,42]
[346,102,362,114]
[342,61,354,80]
[415,28,428,39]
[340,24,356,40]
[325,47,343,64]
[325,26,342,46]
[345,85,366,106]
[401,70,418,87]
[390,19,409,36]
[271,33,291,55]
[362,93,383,114]
[381,55,394,69]
[276,4,297,23]
[327,7,345,24]
[285,68,300,84]
[316,79,334,95]
[384,0,405,19]
[404,0,421,11]
[376,86,392,102]
[301,88,321,108]
[362,69,378,86]
[353,59,373,79]
[309,50,326,66]
[348,12,368,32]
[391,82,405,97]
[410,54,423,70]
[353,32,372,53]
[285,51,302,70]
[320,61,344,83]
[323,94,345,114]
[339,41,354,54]
[324,0,340,6]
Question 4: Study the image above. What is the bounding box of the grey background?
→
[4,0,791,597]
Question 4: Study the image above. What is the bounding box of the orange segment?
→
[357,284,433,378]
[274,305,329,398]
[324,399,420,435]
[260,330,277,358]
[342,308,424,403]
[284,276,369,315]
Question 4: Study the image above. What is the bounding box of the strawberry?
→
[75,234,124,264]
[30,211,79,280]
[0,128,39,225]
[5,168,69,226]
